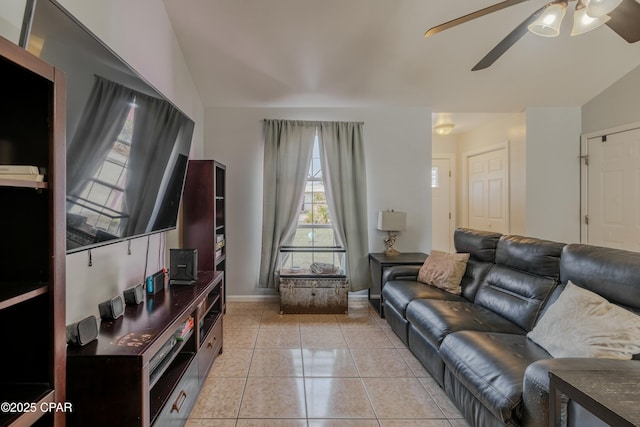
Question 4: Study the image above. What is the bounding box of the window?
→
[67,101,135,236]
[432,166,440,188]
[281,137,344,272]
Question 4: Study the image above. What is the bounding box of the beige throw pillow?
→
[527,281,640,360]
[417,250,470,295]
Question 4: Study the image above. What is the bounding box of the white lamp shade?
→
[528,2,568,37]
[571,6,610,36]
[585,0,622,17]
[377,210,406,232]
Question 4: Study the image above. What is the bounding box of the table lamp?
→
[377,210,406,256]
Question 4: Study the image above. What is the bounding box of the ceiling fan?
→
[425,0,640,71]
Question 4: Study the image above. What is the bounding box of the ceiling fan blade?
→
[471,5,546,71]
[425,0,531,37]
[606,0,640,43]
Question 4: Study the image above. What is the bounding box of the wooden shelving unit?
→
[182,160,227,311]
[0,35,66,426]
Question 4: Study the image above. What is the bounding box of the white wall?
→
[525,107,581,243]
[582,65,640,134]
[204,107,432,297]
[45,0,206,323]
[0,0,27,45]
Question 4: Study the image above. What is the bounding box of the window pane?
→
[294,137,338,250]
[95,161,123,184]
[432,166,439,188]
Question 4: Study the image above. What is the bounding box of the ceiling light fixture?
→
[585,0,622,17]
[434,123,455,136]
[528,0,568,37]
[571,0,610,36]
[527,0,622,38]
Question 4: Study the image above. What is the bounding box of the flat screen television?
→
[21,0,194,253]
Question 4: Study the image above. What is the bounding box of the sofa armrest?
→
[522,358,640,427]
[381,265,421,284]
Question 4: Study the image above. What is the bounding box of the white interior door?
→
[466,146,508,234]
[432,157,454,252]
[585,128,640,251]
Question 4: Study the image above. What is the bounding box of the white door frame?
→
[462,141,510,232]
[580,120,640,244]
[432,154,456,251]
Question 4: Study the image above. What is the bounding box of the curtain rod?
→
[262,119,364,125]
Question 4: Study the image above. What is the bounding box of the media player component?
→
[146,269,167,295]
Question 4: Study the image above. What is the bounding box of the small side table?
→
[368,252,427,317]
[549,369,640,427]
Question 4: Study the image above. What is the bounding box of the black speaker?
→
[123,283,145,305]
[98,295,125,320]
[66,316,98,347]
[170,248,198,285]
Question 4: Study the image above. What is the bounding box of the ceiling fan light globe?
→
[586,0,622,17]
[571,8,610,36]
[528,2,567,37]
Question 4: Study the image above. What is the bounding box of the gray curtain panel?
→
[66,76,134,197]
[126,93,187,235]
[319,121,369,292]
[258,119,316,288]
[259,119,370,291]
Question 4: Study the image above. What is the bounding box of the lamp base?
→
[384,247,401,256]
[383,232,400,256]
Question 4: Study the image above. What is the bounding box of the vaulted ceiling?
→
[163,0,640,118]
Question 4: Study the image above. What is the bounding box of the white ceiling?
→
[163,0,640,131]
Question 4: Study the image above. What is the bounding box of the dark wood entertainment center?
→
[182,160,227,312]
[0,35,66,426]
[66,271,224,426]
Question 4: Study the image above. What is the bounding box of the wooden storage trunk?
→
[279,276,349,314]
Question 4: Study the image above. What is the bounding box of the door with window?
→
[432,157,454,252]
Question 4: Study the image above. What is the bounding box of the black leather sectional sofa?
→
[382,228,640,427]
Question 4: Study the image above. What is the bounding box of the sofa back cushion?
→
[495,235,565,277]
[474,235,565,331]
[454,228,502,301]
[560,243,640,313]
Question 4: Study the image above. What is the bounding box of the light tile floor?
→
[187,301,470,427]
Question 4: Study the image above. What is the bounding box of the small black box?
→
[98,295,125,321]
[66,316,98,347]
[170,248,198,285]
[123,283,145,305]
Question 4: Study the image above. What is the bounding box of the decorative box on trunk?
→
[277,246,348,314]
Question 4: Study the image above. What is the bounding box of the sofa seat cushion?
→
[382,280,465,317]
[440,331,551,424]
[406,299,525,349]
